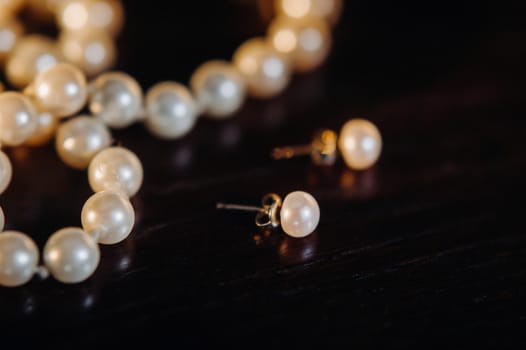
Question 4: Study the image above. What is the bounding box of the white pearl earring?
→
[217,191,320,238]
[272,118,383,170]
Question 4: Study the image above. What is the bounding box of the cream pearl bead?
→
[88,147,143,197]
[43,227,100,284]
[25,111,59,146]
[0,0,25,16]
[89,72,143,128]
[0,16,23,62]
[338,119,382,170]
[233,38,291,98]
[6,35,62,89]
[0,150,12,195]
[275,0,343,26]
[0,231,39,287]
[0,206,4,232]
[0,92,38,146]
[268,15,331,72]
[55,115,112,170]
[280,191,320,238]
[33,63,88,118]
[190,60,246,118]
[57,0,124,37]
[82,190,135,245]
[59,30,117,77]
[145,82,198,139]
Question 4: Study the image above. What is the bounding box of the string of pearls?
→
[0,0,343,287]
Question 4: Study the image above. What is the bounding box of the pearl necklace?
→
[0,0,342,287]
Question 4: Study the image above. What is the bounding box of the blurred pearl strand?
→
[0,0,343,287]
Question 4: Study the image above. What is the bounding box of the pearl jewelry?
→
[0,206,4,232]
[0,92,38,146]
[32,63,88,118]
[338,119,382,170]
[88,146,143,197]
[57,0,124,37]
[145,82,198,139]
[55,115,112,169]
[190,60,246,118]
[0,231,40,287]
[275,0,343,26]
[0,150,12,195]
[0,0,25,16]
[89,72,143,128]
[25,110,59,146]
[233,38,292,98]
[0,16,23,62]
[43,227,100,284]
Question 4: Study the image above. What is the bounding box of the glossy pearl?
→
[44,227,100,284]
[190,60,246,118]
[0,151,12,195]
[88,147,143,197]
[0,231,39,287]
[233,38,291,98]
[81,190,135,245]
[0,16,23,62]
[55,116,112,169]
[59,30,116,77]
[6,35,62,89]
[0,206,4,232]
[57,0,124,37]
[25,111,58,146]
[0,92,38,146]
[268,15,331,72]
[145,82,198,139]
[89,72,143,128]
[275,0,343,26]
[338,119,382,170]
[280,191,320,238]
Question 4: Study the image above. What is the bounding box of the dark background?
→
[1,0,525,348]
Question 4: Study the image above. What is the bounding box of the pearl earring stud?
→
[217,191,320,238]
[272,118,382,170]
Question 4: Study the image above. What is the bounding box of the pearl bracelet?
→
[0,0,343,287]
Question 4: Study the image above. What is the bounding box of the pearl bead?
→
[25,111,59,146]
[268,15,331,72]
[0,231,39,287]
[275,0,343,26]
[0,92,38,146]
[57,0,124,37]
[59,30,116,77]
[0,16,23,62]
[43,227,100,284]
[190,60,246,118]
[233,38,291,98]
[89,72,143,128]
[6,35,63,89]
[81,190,135,245]
[280,191,320,238]
[88,147,143,197]
[55,116,112,169]
[0,206,4,232]
[338,119,382,170]
[33,63,88,118]
[145,82,198,139]
[0,0,25,16]
[0,150,12,195]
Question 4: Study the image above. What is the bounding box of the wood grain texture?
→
[0,1,524,348]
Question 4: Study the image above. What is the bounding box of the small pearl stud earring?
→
[217,191,320,238]
[272,118,382,170]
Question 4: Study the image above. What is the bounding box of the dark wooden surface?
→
[1,0,525,348]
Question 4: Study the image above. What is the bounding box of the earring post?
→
[271,144,312,160]
[216,203,266,213]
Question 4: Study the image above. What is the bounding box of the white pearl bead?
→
[88,147,143,197]
[0,16,23,62]
[0,231,39,287]
[0,92,38,146]
[280,191,320,238]
[55,115,112,169]
[0,151,12,195]
[43,227,100,284]
[275,0,343,26]
[81,190,135,245]
[338,119,382,170]
[6,35,62,89]
[0,206,4,232]
[58,30,116,77]
[25,110,59,146]
[145,82,198,139]
[190,60,246,118]
[57,0,124,37]
[33,63,88,118]
[268,15,331,72]
[89,72,143,128]
[233,38,291,98]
